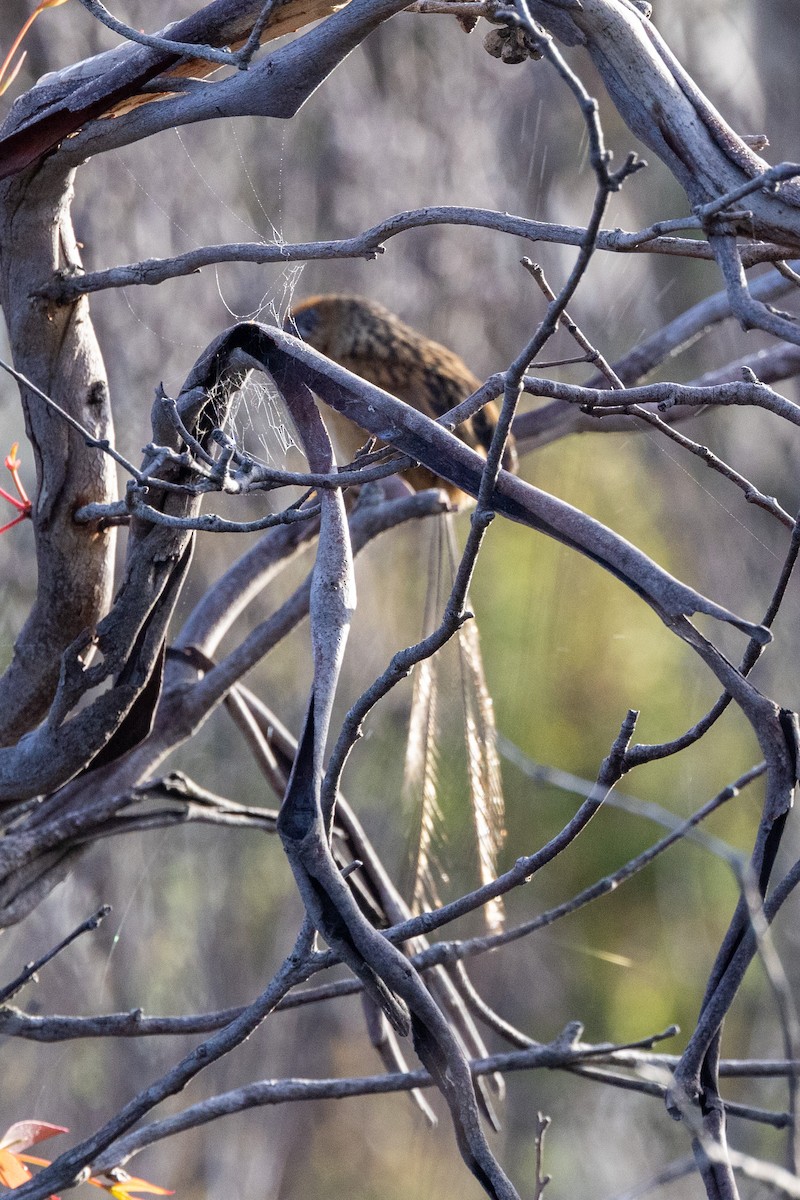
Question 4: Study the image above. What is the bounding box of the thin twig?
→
[0,906,110,1004]
[73,0,247,68]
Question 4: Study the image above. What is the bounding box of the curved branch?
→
[223,321,772,642]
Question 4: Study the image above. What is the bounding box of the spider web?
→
[215,368,301,467]
[167,124,312,467]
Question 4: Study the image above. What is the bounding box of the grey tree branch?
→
[7,923,320,1200]
[83,1030,695,1174]
[34,210,796,306]
[1,3,799,1199]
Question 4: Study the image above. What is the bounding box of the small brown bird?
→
[286,294,517,500]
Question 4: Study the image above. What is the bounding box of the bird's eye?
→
[288,310,318,340]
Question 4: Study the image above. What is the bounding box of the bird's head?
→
[285,299,324,343]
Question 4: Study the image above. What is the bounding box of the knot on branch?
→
[483,24,540,64]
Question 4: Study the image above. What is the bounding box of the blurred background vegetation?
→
[1,1,800,1197]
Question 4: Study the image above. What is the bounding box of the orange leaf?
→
[106,1184,173,1200]
[0,1122,69,1154]
[0,1147,33,1189]
[0,51,26,98]
[89,1170,174,1199]
[1,440,31,516]
[0,0,71,97]
[0,1125,67,1198]
[16,1153,64,1200]
[4,442,21,472]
